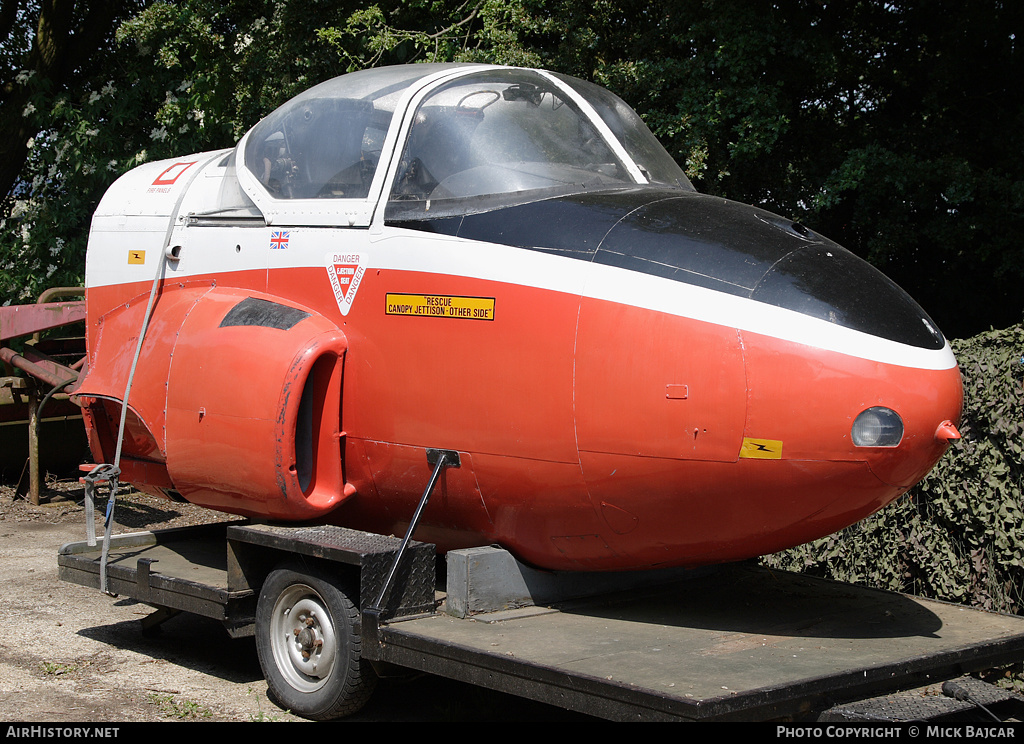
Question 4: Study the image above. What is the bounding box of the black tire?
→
[255,561,376,720]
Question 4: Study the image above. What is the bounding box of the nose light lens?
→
[852,407,904,447]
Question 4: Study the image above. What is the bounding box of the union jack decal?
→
[270,230,290,249]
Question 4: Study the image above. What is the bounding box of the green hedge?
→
[762,322,1024,614]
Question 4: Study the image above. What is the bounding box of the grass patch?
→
[147,692,212,719]
[38,661,77,676]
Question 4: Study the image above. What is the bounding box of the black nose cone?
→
[596,192,946,350]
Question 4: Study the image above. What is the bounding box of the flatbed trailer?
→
[58,519,1024,722]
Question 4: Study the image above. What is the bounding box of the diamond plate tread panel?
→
[230,522,418,557]
[228,523,437,618]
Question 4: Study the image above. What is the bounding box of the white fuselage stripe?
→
[369,229,956,371]
[88,221,957,371]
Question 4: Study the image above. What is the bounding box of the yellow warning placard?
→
[127,250,146,264]
[386,293,495,321]
[739,437,783,459]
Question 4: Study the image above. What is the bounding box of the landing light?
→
[852,407,904,447]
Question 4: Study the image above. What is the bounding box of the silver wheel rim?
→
[268,583,339,693]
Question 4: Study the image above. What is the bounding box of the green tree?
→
[1,0,146,302]
[0,0,359,306]
[3,0,1022,338]
[806,2,1024,340]
[320,0,1024,338]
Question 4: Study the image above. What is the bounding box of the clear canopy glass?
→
[241,64,692,220]
[242,65,452,200]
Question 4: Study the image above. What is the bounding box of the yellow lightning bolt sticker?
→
[739,437,784,459]
[127,250,146,264]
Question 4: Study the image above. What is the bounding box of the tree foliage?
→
[1,0,146,300]
[2,0,1022,337]
[0,0,358,305]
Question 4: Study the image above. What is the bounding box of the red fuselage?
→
[75,66,962,572]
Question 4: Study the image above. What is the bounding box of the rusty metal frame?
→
[0,289,86,504]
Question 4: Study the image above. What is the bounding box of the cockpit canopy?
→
[242,65,425,201]
[237,64,691,225]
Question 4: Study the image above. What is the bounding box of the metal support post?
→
[26,379,38,505]
[366,449,460,630]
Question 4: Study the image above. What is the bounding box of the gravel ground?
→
[0,479,592,724]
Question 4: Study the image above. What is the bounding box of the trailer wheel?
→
[255,562,376,720]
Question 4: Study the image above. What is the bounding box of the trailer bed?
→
[378,562,1024,720]
[58,522,1024,721]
